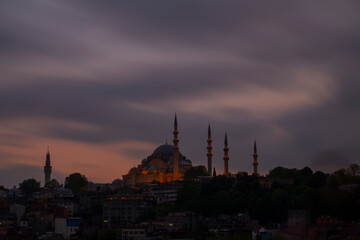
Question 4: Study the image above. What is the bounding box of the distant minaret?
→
[173,114,179,180]
[223,132,229,176]
[207,124,213,177]
[213,167,216,177]
[44,147,52,185]
[253,140,259,176]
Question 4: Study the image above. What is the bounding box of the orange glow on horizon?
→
[0,125,156,183]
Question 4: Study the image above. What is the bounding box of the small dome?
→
[179,159,191,166]
[153,144,174,155]
[54,187,72,195]
[112,179,123,185]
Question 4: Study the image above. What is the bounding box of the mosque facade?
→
[122,143,192,188]
[122,115,192,188]
[122,115,260,188]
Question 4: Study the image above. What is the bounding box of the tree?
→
[184,165,209,180]
[268,166,297,179]
[333,168,346,176]
[65,173,88,193]
[299,167,313,176]
[177,180,201,212]
[99,230,117,240]
[309,171,326,188]
[270,233,286,240]
[155,202,176,217]
[45,179,60,188]
[347,163,360,176]
[19,178,40,196]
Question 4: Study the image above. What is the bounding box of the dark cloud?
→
[0,1,360,186]
[310,150,350,173]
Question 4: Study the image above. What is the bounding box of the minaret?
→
[223,132,229,176]
[173,114,179,180]
[44,147,52,186]
[213,167,216,177]
[253,140,259,176]
[207,124,213,176]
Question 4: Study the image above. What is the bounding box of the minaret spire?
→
[207,124,213,176]
[44,147,52,186]
[173,114,179,180]
[223,132,229,176]
[174,114,178,130]
[253,140,259,176]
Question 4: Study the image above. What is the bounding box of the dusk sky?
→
[1,1,360,188]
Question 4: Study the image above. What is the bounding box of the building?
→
[316,215,338,227]
[0,220,8,238]
[280,210,310,239]
[79,190,106,210]
[55,217,80,239]
[9,203,25,225]
[121,226,147,240]
[33,188,53,202]
[287,210,310,228]
[123,115,192,188]
[148,182,182,203]
[103,195,156,227]
[26,203,53,235]
[153,211,200,232]
[55,199,78,217]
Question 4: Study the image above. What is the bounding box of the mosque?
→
[43,115,259,189]
[122,115,189,188]
[122,115,260,188]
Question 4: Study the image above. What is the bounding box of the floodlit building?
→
[122,115,257,189]
[123,115,192,188]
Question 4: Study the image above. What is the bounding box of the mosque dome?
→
[153,144,174,155]
[140,143,191,171]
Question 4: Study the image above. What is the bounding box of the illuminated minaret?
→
[44,147,52,185]
[253,140,259,176]
[223,132,229,176]
[173,114,179,180]
[207,124,213,176]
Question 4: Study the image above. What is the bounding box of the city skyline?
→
[1,1,360,188]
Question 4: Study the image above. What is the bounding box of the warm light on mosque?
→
[122,115,260,188]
